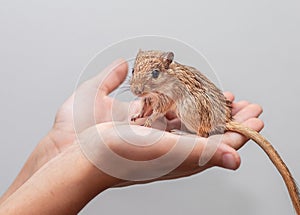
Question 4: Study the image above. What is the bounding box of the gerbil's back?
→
[169,62,232,135]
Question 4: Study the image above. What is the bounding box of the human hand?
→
[0,59,182,204]
[0,59,131,204]
[0,58,263,214]
[76,94,263,187]
[0,99,263,214]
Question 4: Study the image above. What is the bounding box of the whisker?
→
[116,87,131,95]
[118,84,130,90]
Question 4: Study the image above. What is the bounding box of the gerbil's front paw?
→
[143,119,152,127]
[131,112,144,122]
[131,113,140,122]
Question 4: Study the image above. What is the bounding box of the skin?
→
[0,59,264,215]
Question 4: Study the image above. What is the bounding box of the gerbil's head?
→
[130,50,174,97]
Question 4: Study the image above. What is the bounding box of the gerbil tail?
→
[226,121,300,215]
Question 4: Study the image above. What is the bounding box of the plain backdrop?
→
[0,1,299,214]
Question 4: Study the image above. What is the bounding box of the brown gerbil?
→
[130,50,300,214]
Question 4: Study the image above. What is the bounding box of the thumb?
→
[212,143,241,170]
[176,134,241,172]
[81,59,128,96]
[196,135,241,171]
[94,59,129,96]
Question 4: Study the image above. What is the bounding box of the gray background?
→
[0,0,299,214]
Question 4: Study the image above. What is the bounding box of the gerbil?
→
[130,50,300,214]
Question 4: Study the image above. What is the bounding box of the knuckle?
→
[251,103,263,114]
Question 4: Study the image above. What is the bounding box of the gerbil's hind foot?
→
[143,111,162,127]
[196,126,211,138]
[197,126,226,138]
[196,131,209,138]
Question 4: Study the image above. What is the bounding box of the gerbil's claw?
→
[131,110,146,121]
[131,114,140,122]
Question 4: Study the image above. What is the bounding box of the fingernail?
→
[222,153,237,170]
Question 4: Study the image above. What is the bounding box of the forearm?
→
[0,143,119,215]
[0,135,60,205]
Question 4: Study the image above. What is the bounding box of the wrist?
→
[0,143,120,215]
[0,132,61,205]
[70,142,121,190]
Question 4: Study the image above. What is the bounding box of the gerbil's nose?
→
[134,89,142,96]
[132,86,144,96]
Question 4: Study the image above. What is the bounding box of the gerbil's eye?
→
[131,68,134,75]
[151,69,160,79]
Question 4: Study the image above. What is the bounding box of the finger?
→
[88,123,241,181]
[114,139,241,187]
[179,135,240,171]
[223,91,235,102]
[156,140,241,180]
[233,103,263,123]
[165,118,182,131]
[210,143,241,170]
[165,111,177,120]
[100,59,128,95]
[231,100,250,115]
[223,118,264,150]
[90,59,128,96]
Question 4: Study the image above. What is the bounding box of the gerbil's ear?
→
[135,49,143,59]
[136,49,143,58]
[161,52,174,69]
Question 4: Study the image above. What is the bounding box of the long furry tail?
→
[226,121,300,215]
